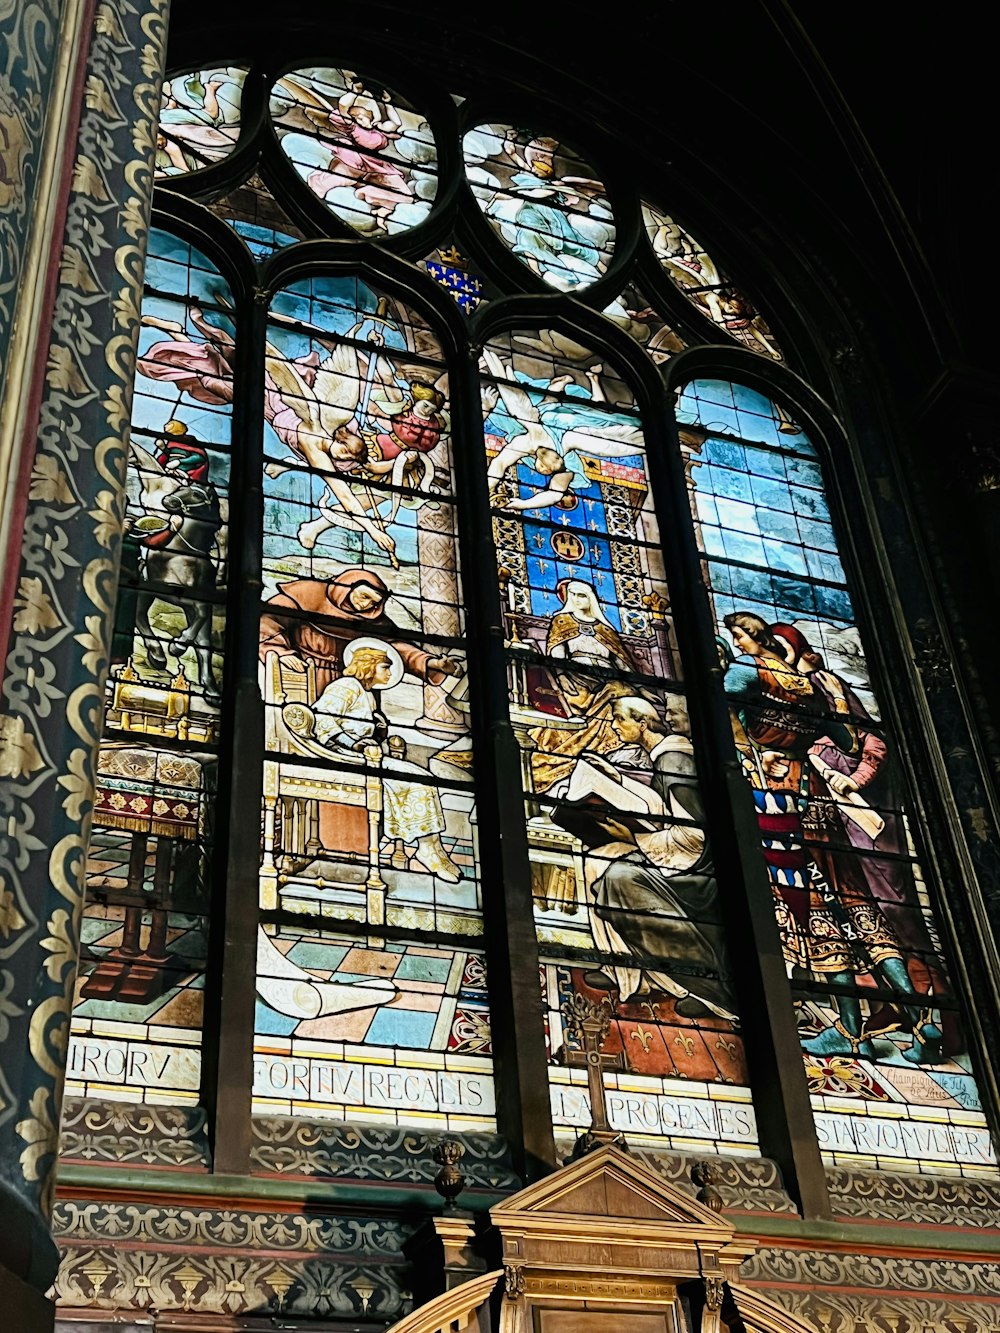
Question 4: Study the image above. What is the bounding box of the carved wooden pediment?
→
[385,1147,816,1333]
[492,1143,738,1234]
[491,1144,751,1288]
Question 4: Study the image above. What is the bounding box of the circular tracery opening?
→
[269,66,440,237]
[464,123,616,292]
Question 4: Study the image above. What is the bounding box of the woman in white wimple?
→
[313,639,463,882]
[530,578,639,793]
[547,579,635,671]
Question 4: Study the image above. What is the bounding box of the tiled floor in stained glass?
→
[68,909,206,1102]
[253,932,494,1128]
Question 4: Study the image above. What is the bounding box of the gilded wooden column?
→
[0,0,168,1323]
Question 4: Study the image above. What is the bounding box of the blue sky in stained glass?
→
[269,275,417,353]
[680,379,850,623]
[226,217,300,259]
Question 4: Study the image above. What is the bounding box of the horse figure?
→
[130,443,224,705]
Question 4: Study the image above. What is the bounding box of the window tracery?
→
[68,57,995,1175]
[270,68,440,237]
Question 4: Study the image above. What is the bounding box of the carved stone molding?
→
[53,1198,411,1320]
[910,619,954,692]
[961,438,1000,495]
[830,343,863,384]
[250,1116,520,1190]
[826,1165,1000,1229]
[503,1263,524,1299]
[755,1283,1000,1333]
[52,1198,409,1257]
[59,1098,210,1170]
[55,1244,408,1321]
[629,1145,798,1215]
[704,1273,725,1310]
[742,1246,1000,1299]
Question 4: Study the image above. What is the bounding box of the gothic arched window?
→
[68,58,996,1191]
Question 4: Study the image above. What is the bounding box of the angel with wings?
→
[156,67,245,176]
[137,304,443,561]
[650,218,780,359]
[271,70,414,232]
[262,334,403,557]
[264,325,449,556]
[649,217,723,290]
[481,345,646,514]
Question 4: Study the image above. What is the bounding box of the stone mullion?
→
[200,288,268,1176]
[450,343,556,1182]
[416,500,467,735]
[836,366,1000,1152]
[0,0,169,1321]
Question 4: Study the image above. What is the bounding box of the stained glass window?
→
[86,54,996,1184]
[465,126,615,290]
[604,280,687,363]
[484,330,754,1155]
[71,231,233,1103]
[270,68,439,237]
[253,275,492,1129]
[213,174,304,257]
[155,67,247,177]
[642,203,782,359]
[680,379,994,1175]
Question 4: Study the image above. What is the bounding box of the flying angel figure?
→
[263,335,403,558]
[482,345,646,513]
[271,68,426,234]
[136,305,402,556]
[649,217,780,359]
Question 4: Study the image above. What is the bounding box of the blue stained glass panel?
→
[228,218,300,258]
